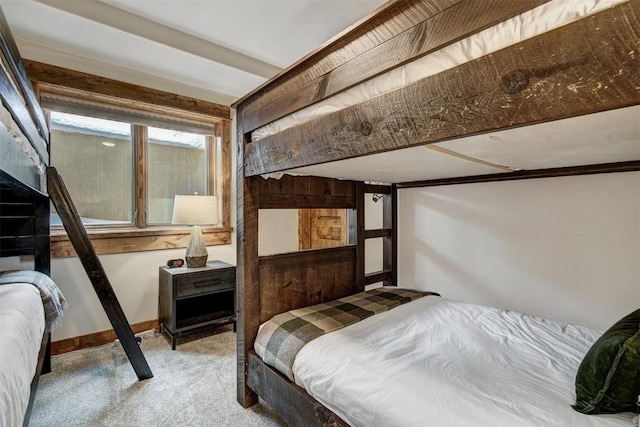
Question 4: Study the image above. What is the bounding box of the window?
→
[50,113,215,227]
[28,63,232,257]
[147,126,209,224]
[50,112,134,226]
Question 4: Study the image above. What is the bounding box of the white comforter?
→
[292,296,634,427]
[0,284,45,427]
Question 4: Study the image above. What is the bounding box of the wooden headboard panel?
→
[258,246,358,324]
[254,174,360,321]
[0,177,50,270]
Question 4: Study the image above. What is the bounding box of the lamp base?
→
[186,255,208,268]
[185,225,208,268]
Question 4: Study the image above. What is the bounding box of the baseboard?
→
[51,319,159,355]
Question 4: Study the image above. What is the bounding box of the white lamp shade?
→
[171,195,219,226]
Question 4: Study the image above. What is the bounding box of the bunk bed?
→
[0,5,66,427]
[233,0,639,425]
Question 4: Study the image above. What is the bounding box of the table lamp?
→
[171,194,219,267]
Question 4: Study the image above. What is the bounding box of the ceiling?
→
[0,0,387,106]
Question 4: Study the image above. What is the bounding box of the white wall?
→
[398,172,640,331]
[258,209,298,255]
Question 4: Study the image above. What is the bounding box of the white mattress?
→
[0,283,45,427]
[292,296,634,427]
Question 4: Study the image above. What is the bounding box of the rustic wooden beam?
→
[241,0,550,132]
[397,161,640,188]
[244,3,640,176]
[236,106,260,407]
[247,351,349,427]
[257,175,356,209]
[47,167,153,381]
[25,60,230,120]
[216,121,232,230]
[235,0,459,113]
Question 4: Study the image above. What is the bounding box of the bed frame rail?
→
[247,351,349,427]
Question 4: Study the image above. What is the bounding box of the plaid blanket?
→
[255,287,437,381]
[0,270,67,331]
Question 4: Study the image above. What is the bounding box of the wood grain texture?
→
[241,0,550,132]
[236,0,459,114]
[258,175,356,209]
[244,2,640,176]
[216,121,232,230]
[247,351,349,427]
[50,228,232,258]
[258,246,358,323]
[298,209,348,250]
[236,105,260,407]
[134,126,147,227]
[25,60,230,120]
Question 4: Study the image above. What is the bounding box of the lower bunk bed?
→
[0,3,67,425]
[0,272,66,427]
[250,288,638,427]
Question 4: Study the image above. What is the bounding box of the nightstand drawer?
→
[175,268,235,298]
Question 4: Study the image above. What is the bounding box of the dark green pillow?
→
[573,308,640,414]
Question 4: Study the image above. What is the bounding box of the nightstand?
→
[158,260,236,349]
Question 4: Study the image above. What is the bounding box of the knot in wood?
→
[500,69,530,94]
[360,121,372,136]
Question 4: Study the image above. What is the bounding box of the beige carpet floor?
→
[29,327,286,427]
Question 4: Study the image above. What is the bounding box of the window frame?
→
[27,61,232,258]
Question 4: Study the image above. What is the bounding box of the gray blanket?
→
[0,270,67,331]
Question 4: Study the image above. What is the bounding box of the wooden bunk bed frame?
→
[0,5,52,425]
[234,1,639,425]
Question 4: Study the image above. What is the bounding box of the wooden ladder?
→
[47,166,153,381]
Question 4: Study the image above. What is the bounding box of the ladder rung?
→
[364,228,391,239]
[365,269,392,285]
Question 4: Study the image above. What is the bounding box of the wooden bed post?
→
[236,109,260,408]
[355,182,365,291]
[383,184,398,286]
